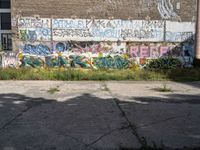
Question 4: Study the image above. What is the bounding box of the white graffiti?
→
[52,19,165,41]
[17,17,195,42]
[157,0,180,20]
[2,52,18,68]
[166,21,195,42]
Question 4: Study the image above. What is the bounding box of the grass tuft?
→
[154,83,173,92]
[47,86,60,94]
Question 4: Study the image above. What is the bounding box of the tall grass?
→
[0,68,199,81]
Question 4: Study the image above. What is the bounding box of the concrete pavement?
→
[0,81,199,150]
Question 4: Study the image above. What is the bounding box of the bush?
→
[145,57,182,70]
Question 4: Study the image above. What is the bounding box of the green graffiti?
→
[20,55,134,69]
[46,56,68,67]
[69,55,88,68]
[145,57,182,69]
[21,56,44,68]
[94,56,129,69]
[19,30,28,41]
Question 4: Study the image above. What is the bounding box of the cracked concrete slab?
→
[0,81,200,149]
[91,128,139,150]
[119,102,200,148]
[0,122,94,150]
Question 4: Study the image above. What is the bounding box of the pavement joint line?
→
[113,98,144,146]
[102,82,144,147]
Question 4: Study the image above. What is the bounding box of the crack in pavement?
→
[0,106,33,133]
[39,124,96,150]
[0,100,54,133]
[86,126,130,148]
[135,115,188,129]
[0,104,95,150]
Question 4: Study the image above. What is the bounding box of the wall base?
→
[194,58,200,67]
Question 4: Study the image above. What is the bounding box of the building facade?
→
[0,0,12,51]
[0,0,198,68]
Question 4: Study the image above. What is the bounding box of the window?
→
[0,13,11,30]
[1,33,12,51]
[0,0,11,9]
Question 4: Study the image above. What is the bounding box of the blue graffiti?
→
[27,30,37,42]
[41,28,50,36]
[56,42,66,52]
[94,56,129,69]
[45,56,68,67]
[23,44,51,56]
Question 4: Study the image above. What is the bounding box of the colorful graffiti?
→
[130,46,174,58]
[14,17,196,69]
[22,44,51,56]
[19,54,131,69]
[19,29,51,42]
[18,17,51,42]
[19,41,127,56]
[129,41,194,57]
[17,41,195,69]
[94,56,129,69]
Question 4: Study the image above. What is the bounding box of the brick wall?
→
[11,0,196,21]
[8,0,197,69]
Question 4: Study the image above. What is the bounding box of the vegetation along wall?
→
[8,0,197,69]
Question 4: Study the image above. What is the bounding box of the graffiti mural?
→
[166,21,195,42]
[145,57,182,69]
[94,56,129,69]
[129,45,172,58]
[14,17,196,69]
[129,42,194,67]
[18,17,51,41]
[52,41,127,54]
[2,52,18,68]
[52,19,164,41]
[157,0,180,20]
[19,54,132,69]
[18,42,52,56]
[18,17,50,28]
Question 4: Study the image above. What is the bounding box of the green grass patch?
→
[0,68,199,81]
[47,86,60,94]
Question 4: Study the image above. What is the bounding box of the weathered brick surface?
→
[11,0,196,21]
